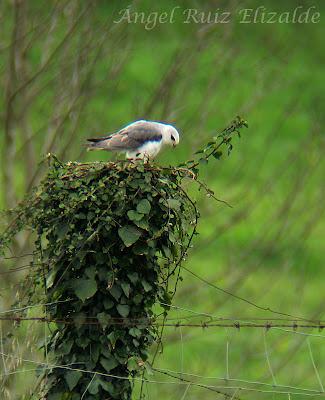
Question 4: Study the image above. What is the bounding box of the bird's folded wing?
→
[87,122,162,150]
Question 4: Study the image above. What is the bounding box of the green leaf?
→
[99,379,114,394]
[56,223,69,239]
[88,376,100,395]
[85,265,96,279]
[107,331,118,348]
[117,304,130,317]
[76,336,90,349]
[64,370,82,391]
[212,151,223,159]
[167,199,181,211]
[97,312,110,329]
[118,225,142,247]
[109,285,122,301]
[136,199,151,214]
[73,313,86,328]
[121,282,131,298]
[127,272,139,284]
[73,278,97,302]
[133,218,149,231]
[46,269,57,289]
[133,242,149,254]
[142,280,152,292]
[129,327,141,338]
[133,293,143,304]
[199,157,208,164]
[169,231,176,243]
[89,375,115,395]
[103,298,114,310]
[127,210,143,221]
[100,356,119,372]
[127,356,140,371]
[88,375,114,395]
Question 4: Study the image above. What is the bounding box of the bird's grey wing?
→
[104,123,163,151]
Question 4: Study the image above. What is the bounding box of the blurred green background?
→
[0,0,324,399]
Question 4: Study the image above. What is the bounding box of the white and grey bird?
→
[86,120,180,160]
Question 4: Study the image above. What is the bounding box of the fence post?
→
[31,160,197,399]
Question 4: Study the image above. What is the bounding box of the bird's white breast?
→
[126,140,162,160]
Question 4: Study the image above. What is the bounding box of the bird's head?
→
[164,124,180,148]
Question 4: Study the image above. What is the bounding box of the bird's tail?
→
[84,137,111,151]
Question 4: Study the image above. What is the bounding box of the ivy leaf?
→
[76,336,90,349]
[127,356,141,371]
[99,379,114,394]
[117,304,130,317]
[89,376,115,395]
[129,327,141,338]
[142,280,152,292]
[97,312,110,329]
[88,375,114,395]
[64,370,82,391]
[133,293,143,304]
[212,151,223,159]
[58,340,73,355]
[109,285,122,301]
[73,278,97,302]
[107,331,118,348]
[167,199,181,211]
[88,376,100,395]
[136,199,151,214]
[127,210,143,221]
[121,282,131,298]
[133,218,149,231]
[85,265,96,280]
[73,313,86,328]
[103,298,114,310]
[46,269,57,289]
[127,272,139,284]
[118,225,142,247]
[100,356,119,372]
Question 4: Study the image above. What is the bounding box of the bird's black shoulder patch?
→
[148,134,162,142]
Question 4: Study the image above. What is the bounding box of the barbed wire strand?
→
[1,315,325,332]
[0,299,72,315]
[181,264,320,323]
[154,367,321,394]
[0,351,237,399]
[1,349,325,397]
[153,367,325,397]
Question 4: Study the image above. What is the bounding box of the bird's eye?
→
[171,135,175,142]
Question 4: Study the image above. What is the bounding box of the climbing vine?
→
[1,117,247,400]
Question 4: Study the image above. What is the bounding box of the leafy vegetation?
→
[0,118,245,399]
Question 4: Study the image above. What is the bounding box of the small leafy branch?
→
[0,116,247,400]
[180,115,248,174]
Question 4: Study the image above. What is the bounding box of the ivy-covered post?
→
[1,116,247,400]
[30,161,196,399]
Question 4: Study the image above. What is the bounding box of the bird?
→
[85,120,180,160]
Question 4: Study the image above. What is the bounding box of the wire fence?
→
[1,254,325,399]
